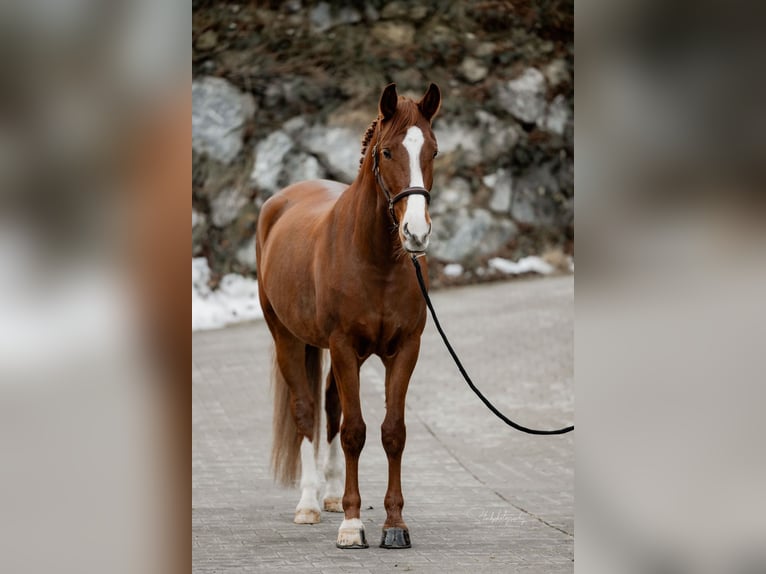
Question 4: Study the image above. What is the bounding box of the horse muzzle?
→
[402,221,431,253]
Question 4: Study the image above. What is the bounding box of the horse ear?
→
[379,83,398,121]
[418,83,441,122]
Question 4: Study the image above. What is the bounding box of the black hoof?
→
[380,527,411,549]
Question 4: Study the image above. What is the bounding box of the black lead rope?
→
[411,255,574,436]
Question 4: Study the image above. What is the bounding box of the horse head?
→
[373,83,441,254]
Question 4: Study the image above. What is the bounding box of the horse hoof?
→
[336,519,368,549]
[380,527,411,549]
[294,508,321,524]
[323,497,343,512]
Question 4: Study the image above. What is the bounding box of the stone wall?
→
[192,0,573,285]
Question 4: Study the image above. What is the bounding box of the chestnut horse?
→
[256,83,441,549]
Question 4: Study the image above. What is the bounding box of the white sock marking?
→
[323,433,344,501]
[296,437,320,512]
[339,518,364,531]
[337,517,366,546]
[401,126,430,242]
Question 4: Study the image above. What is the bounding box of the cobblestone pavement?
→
[193,275,574,573]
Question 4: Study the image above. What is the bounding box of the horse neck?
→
[335,153,399,267]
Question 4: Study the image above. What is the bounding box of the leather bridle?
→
[371,142,431,228]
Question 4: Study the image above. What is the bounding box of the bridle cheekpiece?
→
[371,142,431,228]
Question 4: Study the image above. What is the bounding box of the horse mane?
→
[359,116,380,168]
[358,98,423,168]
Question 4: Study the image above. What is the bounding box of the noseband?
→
[371,143,431,228]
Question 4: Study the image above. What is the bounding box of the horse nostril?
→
[403,222,411,237]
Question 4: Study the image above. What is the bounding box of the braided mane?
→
[359,116,380,168]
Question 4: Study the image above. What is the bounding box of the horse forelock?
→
[381,96,428,140]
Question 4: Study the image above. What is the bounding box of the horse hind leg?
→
[270,324,324,524]
[322,369,344,512]
[295,434,321,524]
[295,344,324,524]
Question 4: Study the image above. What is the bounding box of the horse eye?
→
[382,149,392,159]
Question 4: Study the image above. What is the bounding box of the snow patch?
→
[443,263,464,278]
[488,256,554,276]
[192,258,263,331]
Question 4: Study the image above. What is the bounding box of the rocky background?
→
[192,0,573,287]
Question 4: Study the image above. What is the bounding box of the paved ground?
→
[193,274,574,573]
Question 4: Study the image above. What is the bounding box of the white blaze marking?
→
[323,433,344,501]
[296,437,320,512]
[401,126,430,242]
[403,126,425,188]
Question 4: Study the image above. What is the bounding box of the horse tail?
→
[271,345,324,486]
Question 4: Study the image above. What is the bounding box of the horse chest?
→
[340,291,420,358]
[347,318,398,359]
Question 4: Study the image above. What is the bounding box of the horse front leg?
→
[329,337,368,549]
[380,337,420,549]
